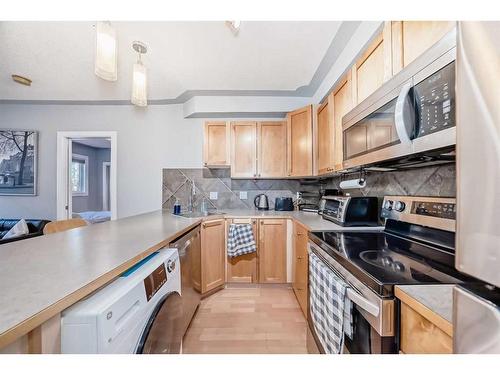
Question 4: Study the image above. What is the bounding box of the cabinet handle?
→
[297,256,303,260]
[253,174,257,177]
[252,220,256,224]
[202,223,206,228]
[297,232,305,236]
[204,162,208,166]
[297,287,304,291]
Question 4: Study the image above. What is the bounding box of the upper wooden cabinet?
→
[287,105,314,177]
[226,218,258,283]
[332,71,355,171]
[203,121,230,168]
[258,219,287,283]
[258,121,287,178]
[391,21,456,75]
[230,121,286,178]
[351,24,392,105]
[201,219,226,294]
[316,98,334,175]
[230,121,258,178]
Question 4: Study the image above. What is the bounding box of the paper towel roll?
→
[339,178,366,190]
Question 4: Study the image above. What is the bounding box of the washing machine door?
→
[136,291,184,354]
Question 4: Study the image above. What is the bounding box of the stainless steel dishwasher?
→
[139,225,201,354]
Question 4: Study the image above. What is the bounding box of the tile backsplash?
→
[162,164,456,211]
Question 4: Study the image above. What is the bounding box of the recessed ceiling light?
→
[11,75,32,86]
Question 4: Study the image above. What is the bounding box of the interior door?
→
[66,139,73,219]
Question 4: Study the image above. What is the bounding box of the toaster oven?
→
[322,196,379,226]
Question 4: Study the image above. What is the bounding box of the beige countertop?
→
[0,208,383,348]
[395,284,454,336]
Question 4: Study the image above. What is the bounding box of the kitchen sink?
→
[176,211,225,218]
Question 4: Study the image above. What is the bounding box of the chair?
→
[43,218,87,234]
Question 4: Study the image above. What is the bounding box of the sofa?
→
[0,219,51,245]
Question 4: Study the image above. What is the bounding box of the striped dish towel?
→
[227,224,257,258]
[309,251,353,354]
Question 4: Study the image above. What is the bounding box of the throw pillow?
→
[2,219,29,240]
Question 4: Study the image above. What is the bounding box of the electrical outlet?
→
[239,191,248,200]
[209,191,218,200]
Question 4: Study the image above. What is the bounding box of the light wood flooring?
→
[182,285,319,354]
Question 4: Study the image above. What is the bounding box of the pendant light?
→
[95,21,117,81]
[131,41,148,107]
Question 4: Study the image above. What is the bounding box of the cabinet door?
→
[201,219,225,293]
[258,219,287,283]
[392,21,456,75]
[352,24,392,105]
[287,105,313,177]
[332,73,355,171]
[230,122,257,178]
[316,99,334,175]
[203,121,230,167]
[226,218,258,283]
[293,221,309,317]
[257,121,287,178]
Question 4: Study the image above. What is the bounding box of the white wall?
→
[0,104,203,219]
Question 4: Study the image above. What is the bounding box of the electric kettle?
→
[254,194,270,210]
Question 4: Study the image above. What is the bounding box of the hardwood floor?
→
[182,285,319,354]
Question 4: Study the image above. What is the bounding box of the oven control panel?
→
[411,200,456,220]
[381,196,456,232]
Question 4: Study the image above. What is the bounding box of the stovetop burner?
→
[309,230,467,297]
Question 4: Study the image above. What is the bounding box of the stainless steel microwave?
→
[342,29,457,170]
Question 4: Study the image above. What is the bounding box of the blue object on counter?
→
[173,199,181,215]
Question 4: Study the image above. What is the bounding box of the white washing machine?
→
[61,248,182,354]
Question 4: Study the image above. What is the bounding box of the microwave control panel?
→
[414,61,455,138]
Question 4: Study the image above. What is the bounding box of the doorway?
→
[57,131,117,221]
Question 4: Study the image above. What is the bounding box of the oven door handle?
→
[346,288,380,317]
[394,81,414,143]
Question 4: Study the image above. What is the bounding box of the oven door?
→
[308,241,395,354]
[343,80,415,170]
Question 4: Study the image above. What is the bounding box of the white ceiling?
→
[73,138,111,149]
[0,21,342,102]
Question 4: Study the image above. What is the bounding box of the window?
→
[71,154,89,196]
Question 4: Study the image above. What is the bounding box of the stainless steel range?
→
[308,195,472,354]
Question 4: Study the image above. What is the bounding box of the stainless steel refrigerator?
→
[455,21,500,353]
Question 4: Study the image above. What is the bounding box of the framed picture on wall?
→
[0,129,38,196]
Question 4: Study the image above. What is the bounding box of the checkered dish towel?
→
[227,224,257,258]
[309,251,353,354]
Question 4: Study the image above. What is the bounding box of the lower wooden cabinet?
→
[226,218,258,283]
[201,219,226,293]
[293,221,309,317]
[399,302,453,354]
[258,219,287,283]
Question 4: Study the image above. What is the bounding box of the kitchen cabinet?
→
[230,121,258,178]
[201,219,226,293]
[226,218,258,283]
[230,121,286,178]
[332,71,355,171]
[203,121,230,167]
[258,219,287,283]
[287,105,314,177]
[351,23,392,105]
[292,221,309,318]
[258,121,287,178]
[399,302,452,354]
[391,21,455,75]
[316,97,334,175]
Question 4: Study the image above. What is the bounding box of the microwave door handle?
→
[346,288,380,317]
[394,82,413,143]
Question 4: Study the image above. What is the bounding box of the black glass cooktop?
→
[309,230,468,297]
